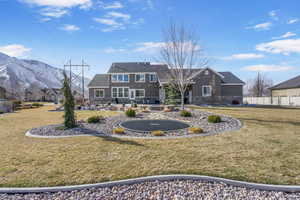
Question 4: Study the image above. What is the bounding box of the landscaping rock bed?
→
[1,180,299,200]
[27,110,242,138]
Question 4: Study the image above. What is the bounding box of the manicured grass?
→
[0,105,299,187]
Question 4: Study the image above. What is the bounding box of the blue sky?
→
[0,0,300,84]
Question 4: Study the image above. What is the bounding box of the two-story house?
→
[88,62,245,105]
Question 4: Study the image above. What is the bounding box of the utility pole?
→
[63,59,89,104]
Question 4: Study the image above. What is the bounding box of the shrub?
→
[125,109,136,117]
[208,115,222,123]
[87,115,104,124]
[0,111,4,114]
[151,130,165,136]
[188,127,204,134]
[131,103,137,108]
[32,103,43,107]
[180,110,192,117]
[113,128,125,134]
[232,100,240,105]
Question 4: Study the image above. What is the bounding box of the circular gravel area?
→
[27,110,242,138]
[120,119,190,133]
[1,180,299,200]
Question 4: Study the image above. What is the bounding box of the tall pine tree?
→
[62,72,76,128]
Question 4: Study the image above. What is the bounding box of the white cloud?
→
[268,10,279,20]
[40,7,68,18]
[244,64,294,72]
[60,24,80,32]
[272,32,296,40]
[134,42,165,52]
[102,47,126,53]
[256,38,300,55]
[93,17,124,32]
[287,18,299,24]
[21,0,92,8]
[93,18,121,26]
[0,44,31,57]
[100,1,123,9]
[106,11,131,21]
[21,0,91,19]
[223,53,265,60]
[247,22,272,31]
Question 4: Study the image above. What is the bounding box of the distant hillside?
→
[0,52,90,99]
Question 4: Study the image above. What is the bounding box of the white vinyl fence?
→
[243,96,300,107]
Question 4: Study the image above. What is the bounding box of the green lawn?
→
[0,105,299,187]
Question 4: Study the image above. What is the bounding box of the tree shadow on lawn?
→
[239,117,300,127]
[78,127,145,147]
[94,135,145,147]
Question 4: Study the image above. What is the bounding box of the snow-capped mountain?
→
[0,52,90,99]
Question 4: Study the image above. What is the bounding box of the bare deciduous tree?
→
[245,72,273,97]
[160,22,208,109]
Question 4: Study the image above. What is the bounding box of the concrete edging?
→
[1,174,300,194]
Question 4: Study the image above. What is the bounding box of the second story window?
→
[149,74,157,82]
[135,74,145,82]
[112,74,129,82]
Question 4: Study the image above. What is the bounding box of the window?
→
[124,88,129,98]
[202,85,212,97]
[95,89,104,98]
[204,70,209,75]
[135,89,145,98]
[111,74,129,82]
[112,88,118,98]
[149,74,157,82]
[135,74,145,82]
[118,88,123,98]
[112,87,129,98]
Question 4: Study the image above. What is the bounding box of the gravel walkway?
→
[1,180,299,200]
[28,110,242,138]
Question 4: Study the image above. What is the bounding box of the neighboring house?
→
[88,62,245,105]
[25,88,62,103]
[270,75,300,97]
[0,87,6,99]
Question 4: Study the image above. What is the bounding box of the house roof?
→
[89,63,245,86]
[88,74,110,87]
[219,72,245,84]
[269,75,300,90]
[108,62,169,73]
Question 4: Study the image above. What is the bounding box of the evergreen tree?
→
[164,84,180,105]
[62,72,76,128]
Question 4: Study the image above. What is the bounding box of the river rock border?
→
[1,174,299,194]
[26,110,243,139]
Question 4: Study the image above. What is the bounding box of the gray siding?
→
[221,85,243,104]
[191,69,222,104]
[89,74,160,104]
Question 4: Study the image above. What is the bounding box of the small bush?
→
[180,110,192,117]
[32,103,43,107]
[87,115,104,123]
[131,103,137,108]
[113,128,125,134]
[0,111,4,114]
[232,100,240,105]
[151,130,165,136]
[208,115,222,123]
[125,109,136,117]
[188,127,204,134]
